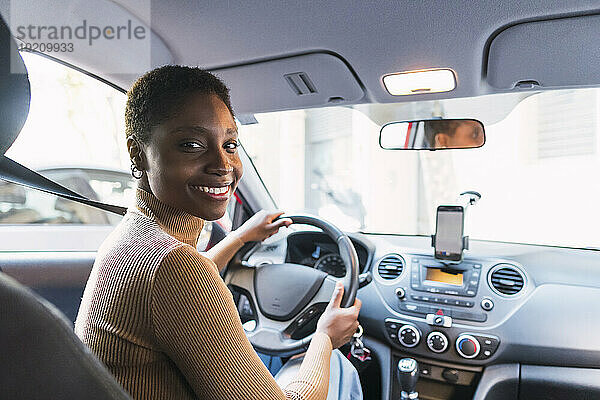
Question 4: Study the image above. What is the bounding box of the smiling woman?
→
[74,65,362,400]
[127,91,243,221]
[124,66,243,223]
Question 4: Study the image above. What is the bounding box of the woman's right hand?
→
[315,282,362,349]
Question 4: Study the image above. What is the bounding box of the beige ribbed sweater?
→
[75,187,333,400]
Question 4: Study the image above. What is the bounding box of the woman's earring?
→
[130,163,143,179]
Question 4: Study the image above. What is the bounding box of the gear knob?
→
[397,358,419,399]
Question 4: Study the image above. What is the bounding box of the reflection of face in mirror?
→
[425,120,484,149]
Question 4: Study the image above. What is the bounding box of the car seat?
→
[0,272,131,399]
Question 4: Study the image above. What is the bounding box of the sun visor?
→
[3,0,173,93]
[487,15,600,90]
[210,52,364,115]
[0,14,30,156]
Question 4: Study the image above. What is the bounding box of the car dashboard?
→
[285,232,372,277]
[243,230,600,399]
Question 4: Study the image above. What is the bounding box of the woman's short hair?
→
[125,65,234,144]
[424,119,459,146]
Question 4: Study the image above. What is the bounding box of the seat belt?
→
[0,155,127,216]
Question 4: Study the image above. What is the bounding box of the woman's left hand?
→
[234,210,293,243]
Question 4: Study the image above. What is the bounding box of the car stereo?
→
[410,257,481,297]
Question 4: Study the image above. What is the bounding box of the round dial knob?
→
[426,331,448,353]
[398,324,421,348]
[456,334,480,359]
[395,287,406,299]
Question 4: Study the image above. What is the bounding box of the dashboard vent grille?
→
[489,265,525,295]
[377,255,404,280]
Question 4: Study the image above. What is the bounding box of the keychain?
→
[348,325,372,368]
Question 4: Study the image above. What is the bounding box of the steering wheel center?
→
[254,263,328,321]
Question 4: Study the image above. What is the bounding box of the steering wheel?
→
[224,215,360,356]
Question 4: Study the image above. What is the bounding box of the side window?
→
[0,169,137,225]
[3,52,132,225]
[1,52,232,251]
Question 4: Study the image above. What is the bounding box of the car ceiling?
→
[2,0,600,115]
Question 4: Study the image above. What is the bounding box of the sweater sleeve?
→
[150,244,333,400]
[201,230,245,272]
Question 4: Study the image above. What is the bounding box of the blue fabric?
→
[270,349,363,400]
[325,350,363,400]
[257,352,283,376]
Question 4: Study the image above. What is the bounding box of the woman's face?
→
[433,120,484,149]
[137,92,243,221]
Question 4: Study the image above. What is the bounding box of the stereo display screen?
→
[425,267,464,286]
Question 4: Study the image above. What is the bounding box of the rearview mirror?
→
[379,118,485,150]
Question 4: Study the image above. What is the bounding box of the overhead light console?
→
[382,68,456,96]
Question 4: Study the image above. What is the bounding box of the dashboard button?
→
[398,324,421,348]
[427,331,449,353]
[400,302,431,314]
[476,335,500,355]
[442,368,460,383]
[481,297,494,311]
[456,334,480,359]
[395,287,406,299]
[426,313,453,327]
[432,307,451,317]
[443,289,460,295]
[385,321,400,331]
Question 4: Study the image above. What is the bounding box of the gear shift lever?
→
[397,358,419,399]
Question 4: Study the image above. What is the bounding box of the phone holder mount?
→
[431,191,481,266]
[430,234,469,266]
[458,191,482,208]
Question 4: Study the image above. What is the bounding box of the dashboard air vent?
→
[489,264,525,296]
[377,254,404,280]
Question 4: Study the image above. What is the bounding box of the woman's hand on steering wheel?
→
[316,282,362,349]
[234,210,293,243]
[225,213,359,355]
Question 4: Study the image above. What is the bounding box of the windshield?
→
[239,88,600,249]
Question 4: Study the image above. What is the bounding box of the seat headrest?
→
[0,13,30,156]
